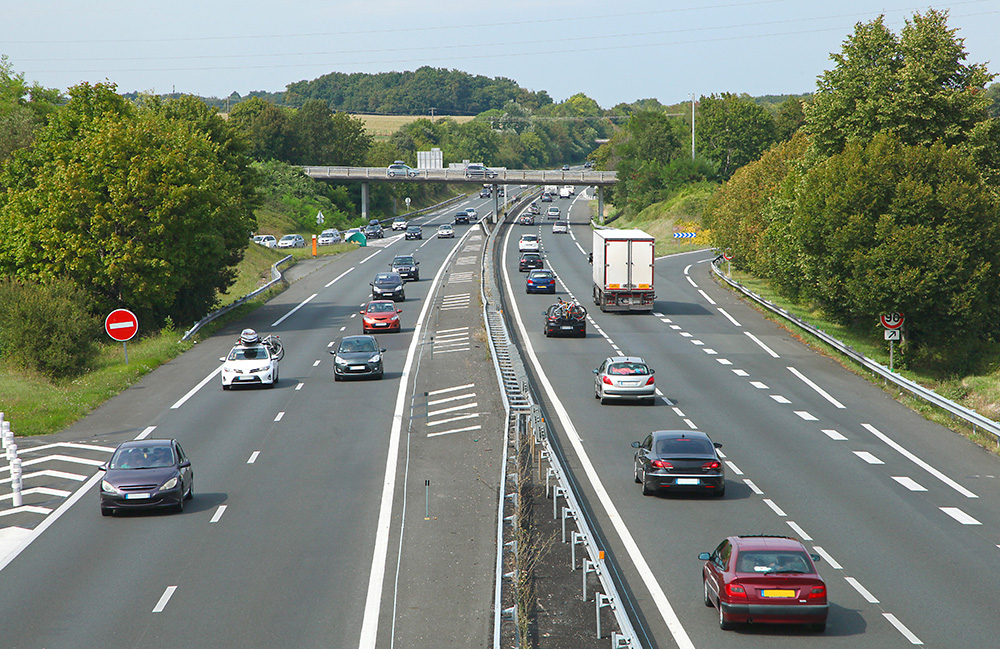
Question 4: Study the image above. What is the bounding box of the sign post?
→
[880,313,904,372]
[105,308,138,365]
[722,249,733,277]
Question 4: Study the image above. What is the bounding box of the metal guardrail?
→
[710,259,1000,445]
[302,165,618,186]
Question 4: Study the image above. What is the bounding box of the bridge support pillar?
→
[493,184,499,224]
[361,182,370,221]
[597,186,604,225]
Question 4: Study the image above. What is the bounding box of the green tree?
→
[774,97,806,141]
[228,97,295,162]
[697,93,776,179]
[0,56,63,161]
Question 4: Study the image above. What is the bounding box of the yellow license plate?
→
[762,589,795,598]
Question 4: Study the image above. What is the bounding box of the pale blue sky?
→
[3,0,999,108]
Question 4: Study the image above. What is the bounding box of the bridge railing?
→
[301,166,617,185]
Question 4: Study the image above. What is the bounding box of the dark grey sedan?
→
[632,430,725,497]
[371,272,405,301]
[331,335,385,380]
[99,439,194,515]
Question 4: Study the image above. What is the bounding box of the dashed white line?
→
[811,546,842,569]
[717,308,741,327]
[703,348,717,355]
[845,577,879,603]
[210,505,227,523]
[359,251,380,264]
[861,423,978,498]
[794,411,818,421]
[170,366,224,409]
[672,407,685,417]
[697,290,716,305]
[686,276,697,288]
[136,426,156,440]
[296,382,304,391]
[680,332,693,338]
[271,292,318,327]
[854,451,884,464]
[786,521,812,540]
[883,613,924,645]
[274,412,285,422]
[770,395,791,404]
[312,360,321,367]
[743,479,763,495]
[683,419,698,429]
[821,429,847,440]
[731,369,748,377]
[892,476,927,491]
[787,366,845,408]
[152,586,178,613]
[716,359,733,366]
[325,267,355,288]
[744,331,779,358]
[940,507,982,525]
[749,381,769,389]
[724,460,743,475]
[247,451,260,464]
[763,499,787,516]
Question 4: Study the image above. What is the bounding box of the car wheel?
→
[714,482,726,498]
[718,601,734,630]
[334,374,341,382]
[174,498,184,514]
[101,507,113,517]
[634,461,642,483]
[640,469,653,496]
[704,578,713,607]
[222,383,231,391]
[375,370,384,380]
[600,390,609,405]
[388,171,396,177]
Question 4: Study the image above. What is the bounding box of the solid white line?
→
[822,429,847,440]
[427,393,476,406]
[853,451,883,465]
[787,366,845,408]
[892,476,927,491]
[940,507,982,525]
[210,505,227,523]
[271,292,318,327]
[501,221,697,649]
[861,423,978,498]
[325,267,355,288]
[247,451,260,464]
[136,426,156,440]
[883,613,924,645]
[717,308,742,327]
[763,499,786,516]
[170,366,223,409]
[697,289,716,305]
[427,425,483,438]
[811,546,842,569]
[845,577,879,603]
[274,412,284,422]
[744,331,779,358]
[426,383,475,395]
[786,520,812,541]
[152,586,178,613]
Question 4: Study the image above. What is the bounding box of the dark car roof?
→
[732,535,810,551]
[520,252,541,258]
[650,430,718,456]
[115,439,174,450]
[392,256,414,263]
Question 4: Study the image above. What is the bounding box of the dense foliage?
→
[0,56,63,161]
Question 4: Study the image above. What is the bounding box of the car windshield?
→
[280,236,295,241]
[110,445,175,470]
[408,226,420,231]
[735,551,811,574]
[394,257,414,265]
[655,437,715,455]
[374,274,398,284]
[340,338,377,353]
[607,362,649,375]
[368,302,396,313]
[439,225,452,230]
[228,345,269,361]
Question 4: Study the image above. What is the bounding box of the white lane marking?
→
[750,381,769,389]
[770,395,791,404]
[500,222,696,649]
[740,334,778,362]
[427,402,477,417]
[717,358,733,366]
[892,476,927,491]
[680,332,692,338]
[724,460,743,475]
[325,267,355,288]
[436,327,470,334]
[426,413,480,427]
[427,383,475,395]
[312,360,321,367]
[672,407,685,417]
[15,455,106,469]
[732,369,748,377]
[271,292,318,327]
[697,289,716,305]
[670,324,682,330]
[683,264,692,275]
[359,222,476,649]
[683,419,698,429]
[652,311,665,317]
[19,442,115,454]
[763,499,786,516]
[359,251,380,264]
[427,425,483,438]
[822,429,847,440]
[136,426,156,440]
[170,366,224,409]
[794,411,818,421]
[940,507,982,525]
[296,382,304,391]
[812,546,842,569]
[16,469,85,482]
[787,366,845,408]
[744,479,763,495]
[210,505,227,523]
[152,586,178,613]
[717,308,741,327]
[0,505,51,517]
[274,412,285,422]
[0,487,70,501]
[786,521,812,540]
[854,451,883,464]
[686,275,697,288]
[845,577,879,603]
[247,451,260,464]
[861,423,978,499]
[883,613,924,645]
[427,393,475,406]
[703,348,717,355]
[340,326,347,332]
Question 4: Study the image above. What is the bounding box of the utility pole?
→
[430,107,436,121]
[691,94,696,160]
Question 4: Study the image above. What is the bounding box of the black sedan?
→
[632,430,725,497]
[331,335,385,380]
[519,252,543,272]
[363,224,384,239]
[99,439,194,515]
[390,255,420,281]
[371,272,405,301]
[405,225,422,240]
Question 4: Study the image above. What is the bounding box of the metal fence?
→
[302,166,617,186]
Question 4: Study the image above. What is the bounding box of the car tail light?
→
[651,459,673,469]
[702,460,721,470]
[807,586,826,600]
[645,376,655,385]
[602,376,613,385]
[725,582,747,598]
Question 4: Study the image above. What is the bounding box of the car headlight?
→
[101,480,119,494]
[334,355,348,365]
[369,354,382,363]
[161,476,179,490]
[364,316,377,324]
[249,366,268,373]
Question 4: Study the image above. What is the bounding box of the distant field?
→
[355,114,475,138]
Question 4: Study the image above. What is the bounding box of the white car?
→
[386,162,418,177]
[552,221,568,234]
[318,229,341,245]
[518,234,540,252]
[391,218,408,231]
[256,235,277,248]
[437,224,455,238]
[546,206,560,220]
[465,207,478,220]
[277,234,305,248]
[220,343,279,389]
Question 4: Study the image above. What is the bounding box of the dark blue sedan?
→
[526,269,556,294]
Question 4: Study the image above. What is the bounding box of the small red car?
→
[700,535,829,632]
[361,300,402,333]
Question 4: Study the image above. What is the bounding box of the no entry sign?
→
[105,309,138,342]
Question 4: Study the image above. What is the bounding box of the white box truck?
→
[559,186,572,199]
[592,229,655,312]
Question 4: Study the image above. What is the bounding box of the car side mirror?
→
[631,441,642,448]
[593,368,599,374]
[360,310,365,315]
[219,357,226,362]
[99,463,108,472]
[397,309,403,313]
[714,442,723,449]
[179,459,191,468]
[380,348,387,353]
[810,554,822,562]
[370,282,375,287]
[698,552,711,561]
[329,350,337,355]
[415,261,419,265]
[649,368,655,374]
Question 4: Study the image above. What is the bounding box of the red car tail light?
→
[651,459,673,469]
[807,586,826,600]
[725,582,747,598]
[645,376,655,385]
[602,376,613,385]
[702,460,721,470]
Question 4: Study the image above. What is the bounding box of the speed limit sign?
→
[880,313,904,329]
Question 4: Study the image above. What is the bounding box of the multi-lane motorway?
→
[2,185,999,649]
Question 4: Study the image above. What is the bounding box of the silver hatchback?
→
[594,356,656,404]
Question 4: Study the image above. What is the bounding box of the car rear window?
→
[607,362,649,375]
[655,437,715,455]
[228,345,269,361]
[735,551,811,574]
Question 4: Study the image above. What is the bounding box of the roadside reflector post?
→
[424,479,430,520]
[312,234,318,257]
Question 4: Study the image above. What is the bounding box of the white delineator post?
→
[3,417,21,506]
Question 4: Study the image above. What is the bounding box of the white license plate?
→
[349,365,366,370]
[621,381,640,386]
[125,493,151,500]
[561,326,573,330]
[676,478,700,486]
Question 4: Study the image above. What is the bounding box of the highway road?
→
[0,193,508,649]
[498,190,1000,648]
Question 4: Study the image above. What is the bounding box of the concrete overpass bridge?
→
[301,166,617,220]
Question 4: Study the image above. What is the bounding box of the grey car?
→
[594,356,656,404]
[99,439,194,515]
[331,335,385,380]
[389,255,420,281]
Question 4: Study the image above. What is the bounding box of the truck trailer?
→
[592,229,655,312]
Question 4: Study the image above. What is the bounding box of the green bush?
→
[0,278,99,378]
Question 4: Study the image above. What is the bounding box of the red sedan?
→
[361,300,402,333]
[700,535,829,632]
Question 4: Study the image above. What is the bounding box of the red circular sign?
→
[880,313,904,329]
[105,309,139,341]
